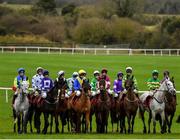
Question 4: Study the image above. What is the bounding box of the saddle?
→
[33,95,44,107]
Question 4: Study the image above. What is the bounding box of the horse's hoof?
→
[161,130,164,134]
[37,129,40,134]
[18,130,22,134]
[153,130,156,134]
[128,129,131,134]
[148,130,150,134]
[143,129,147,134]
[42,129,47,134]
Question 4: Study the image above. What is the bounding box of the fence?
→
[0,87,180,103]
[0,46,180,56]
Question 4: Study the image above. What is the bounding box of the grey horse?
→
[13,80,30,134]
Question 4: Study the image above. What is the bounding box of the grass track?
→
[0,53,180,139]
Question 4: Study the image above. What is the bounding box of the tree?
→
[113,0,144,17]
[32,0,57,15]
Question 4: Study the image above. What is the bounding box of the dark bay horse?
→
[122,76,139,134]
[68,79,91,133]
[95,79,111,133]
[164,77,177,133]
[33,86,59,134]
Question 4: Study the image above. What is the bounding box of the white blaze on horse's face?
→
[21,81,29,94]
[162,79,176,95]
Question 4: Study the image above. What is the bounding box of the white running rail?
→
[0,87,179,103]
[0,46,180,56]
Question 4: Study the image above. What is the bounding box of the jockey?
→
[147,70,160,91]
[66,72,79,97]
[113,72,124,98]
[91,70,100,96]
[41,70,54,99]
[12,68,29,105]
[123,67,138,95]
[32,67,44,95]
[99,68,112,94]
[73,69,87,97]
[54,70,68,96]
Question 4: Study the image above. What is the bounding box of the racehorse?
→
[13,80,30,134]
[68,79,91,133]
[122,76,139,134]
[139,78,176,134]
[164,77,177,133]
[33,86,59,134]
[95,79,111,133]
[51,84,69,134]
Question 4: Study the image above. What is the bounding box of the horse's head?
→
[82,79,91,96]
[20,80,29,94]
[124,76,134,91]
[161,79,176,95]
[58,84,68,100]
[99,79,106,92]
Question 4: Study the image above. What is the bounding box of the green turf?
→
[0,53,180,139]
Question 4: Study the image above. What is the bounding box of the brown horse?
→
[164,77,177,133]
[55,84,69,133]
[68,79,91,133]
[95,79,111,133]
[122,76,139,134]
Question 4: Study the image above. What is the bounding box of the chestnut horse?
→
[122,76,139,134]
[68,79,91,133]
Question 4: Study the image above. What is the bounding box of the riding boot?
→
[12,94,17,106]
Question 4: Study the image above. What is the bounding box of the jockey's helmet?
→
[18,68,25,74]
[117,71,123,77]
[94,70,100,76]
[79,69,86,75]
[152,70,159,75]
[36,67,43,73]
[126,67,132,73]
[72,72,78,78]
[43,70,49,76]
[101,68,108,73]
[58,70,65,77]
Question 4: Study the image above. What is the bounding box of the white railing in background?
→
[0,87,180,103]
[0,46,180,56]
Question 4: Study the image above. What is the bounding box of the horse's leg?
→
[152,111,156,134]
[28,107,34,133]
[90,113,92,132]
[60,112,65,133]
[160,111,165,134]
[55,113,60,133]
[148,111,152,134]
[50,114,53,134]
[13,109,16,133]
[23,110,29,134]
[85,111,90,133]
[17,114,22,134]
[139,107,146,133]
[117,120,119,132]
[127,114,131,134]
[131,114,136,134]
[34,110,41,134]
[42,113,49,134]
[168,113,174,133]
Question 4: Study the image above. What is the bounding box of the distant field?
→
[0,53,180,138]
